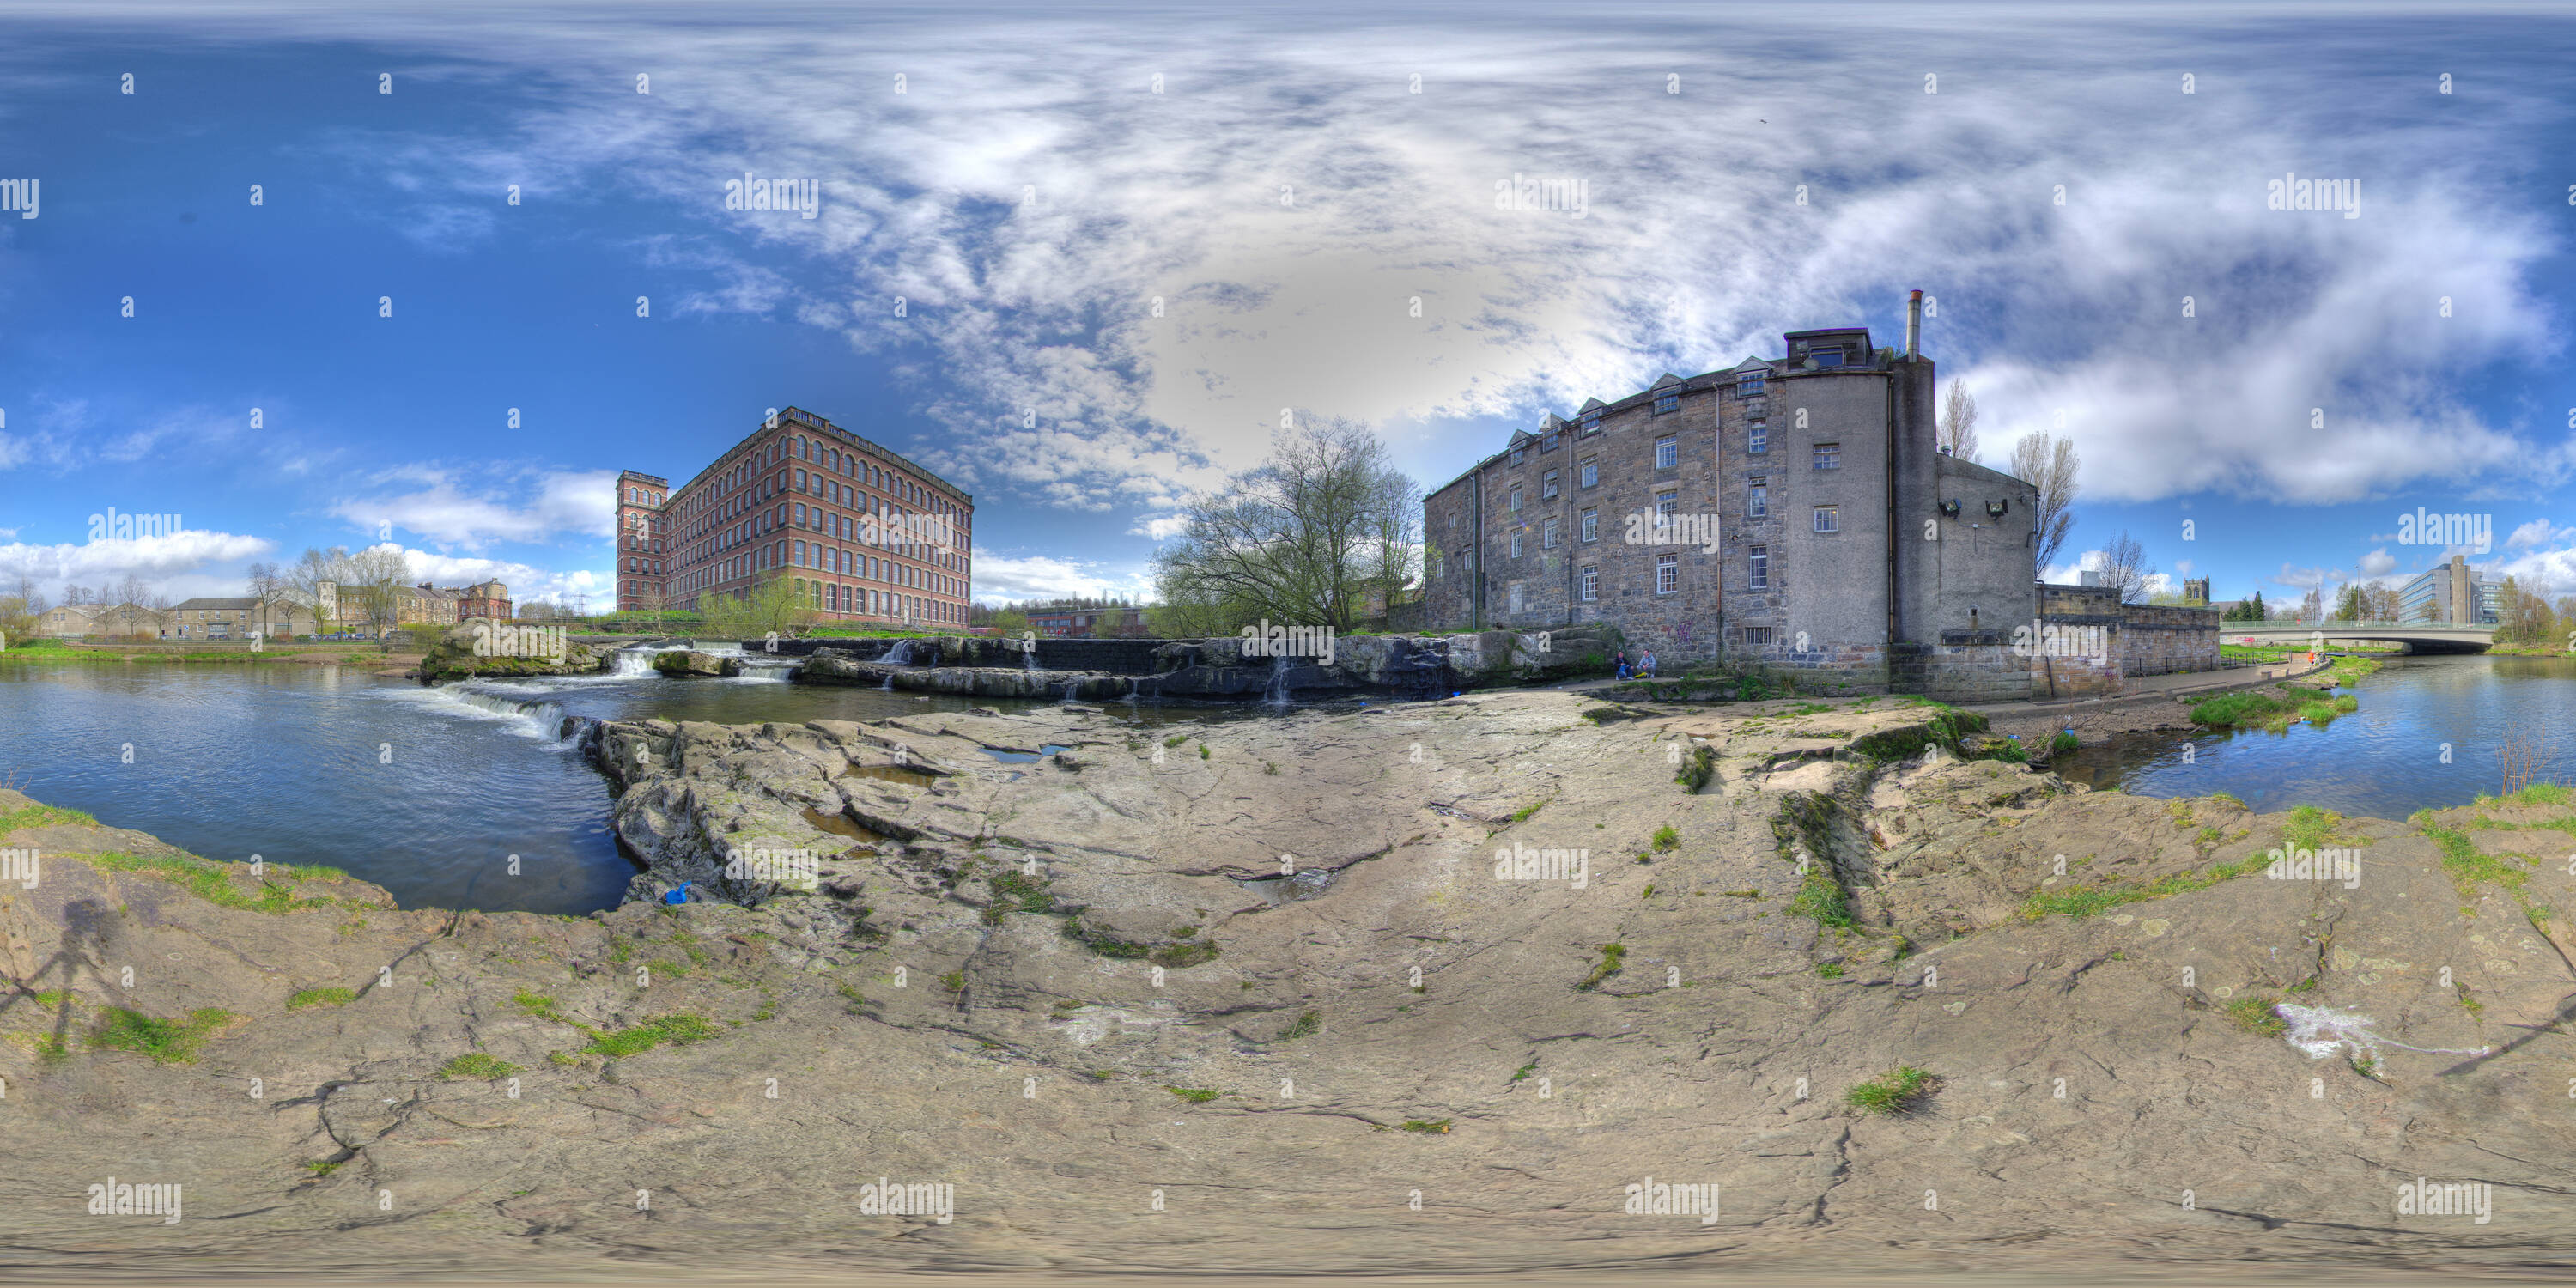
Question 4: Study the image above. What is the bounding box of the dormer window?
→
[1577,412,1602,434]
[1654,393,1680,415]
[1810,346,1845,368]
[1739,374,1767,398]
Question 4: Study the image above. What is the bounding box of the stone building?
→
[623,406,975,626]
[165,597,319,641]
[1422,296,2044,698]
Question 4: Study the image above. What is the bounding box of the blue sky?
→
[3,2,2573,611]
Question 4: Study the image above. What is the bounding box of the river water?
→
[0,659,1268,917]
[2057,653,2576,821]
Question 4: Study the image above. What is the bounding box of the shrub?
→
[1844,1065,1938,1115]
[2051,732,2081,756]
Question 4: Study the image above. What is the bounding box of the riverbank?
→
[8,690,2576,1276]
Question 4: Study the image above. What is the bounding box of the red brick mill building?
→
[618,406,974,625]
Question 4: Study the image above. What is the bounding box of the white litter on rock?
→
[2276,1002,2492,1060]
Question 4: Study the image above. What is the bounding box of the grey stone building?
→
[1421,296,2042,697]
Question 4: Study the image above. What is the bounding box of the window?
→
[1814,506,1839,533]
[1507,582,1525,614]
[1739,373,1766,398]
[1429,549,1444,580]
[1654,393,1680,416]
[1813,441,1839,470]
[1744,626,1772,646]
[1656,491,1679,516]
[1807,343,1845,368]
[1510,447,1525,465]
[1580,564,1598,601]
[1655,435,1677,469]
[1749,545,1768,589]
[1656,554,1679,594]
[1577,411,1602,434]
[1509,484,1522,512]
[1749,420,1768,453]
[1580,507,1599,543]
[1749,478,1767,518]
[1542,519,1558,549]
[1542,470,1559,499]
[1510,531,1523,558]
[1580,458,1599,489]
[1541,432,1559,452]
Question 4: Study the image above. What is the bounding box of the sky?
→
[2,2,2573,612]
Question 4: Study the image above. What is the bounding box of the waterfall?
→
[1264,654,1292,707]
[1061,680,1079,703]
[882,638,916,666]
[1023,649,1039,671]
[611,644,658,676]
[411,684,574,742]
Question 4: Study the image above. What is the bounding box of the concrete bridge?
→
[2225,622,2496,655]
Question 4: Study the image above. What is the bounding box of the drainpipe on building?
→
[1470,471,1485,631]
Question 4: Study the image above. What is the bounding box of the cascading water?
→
[882,639,916,666]
[421,685,574,741]
[611,644,658,676]
[1264,654,1293,707]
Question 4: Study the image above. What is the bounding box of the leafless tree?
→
[2097,530,2155,605]
[1939,381,1979,464]
[2010,431,2081,577]
[1152,414,1421,633]
[246,561,289,638]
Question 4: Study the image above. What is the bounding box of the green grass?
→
[1674,745,1715,792]
[2017,853,2271,920]
[438,1052,521,1079]
[579,1013,719,1059]
[2224,994,2287,1036]
[2050,732,2081,756]
[1400,1118,1453,1133]
[1650,825,1680,852]
[1844,1065,1938,1115]
[1150,940,1221,969]
[1575,944,1625,992]
[2188,690,2306,729]
[0,803,97,833]
[287,987,356,1010]
[1789,867,1855,928]
[1815,962,1845,978]
[1510,1061,1538,1082]
[2425,825,2529,896]
[1197,744,1210,760]
[1508,798,1549,823]
[84,849,355,914]
[1279,1010,1321,1041]
[513,991,573,1024]
[1162,735,1187,748]
[1165,1086,1220,1103]
[89,1005,238,1064]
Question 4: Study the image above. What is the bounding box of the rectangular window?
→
[1656,491,1679,516]
[1814,442,1840,470]
[1749,545,1768,589]
[1749,479,1767,518]
[1580,565,1598,601]
[1748,420,1768,454]
[1577,411,1601,435]
[1510,447,1525,465]
[1510,531,1523,558]
[1739,374,1766,398]
[1654,393,1680,416]
[1655,434,1677,469]
[1510,484,1522,512]
[1541,432,1559,453]
[1580,459,1599,489]
[1580,507,1599,543]
[1814,506,1839,533]
[1744,626,1772,646]
[1541,470,1559,499]
[1542,519,1558,549]
[1656,554,1679,594]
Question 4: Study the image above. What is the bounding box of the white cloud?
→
[0,529,275,597]
[969,550,1152,605]
[328,468,615,550]
[2356,548,2397,577]
[2506,519,2571,550]
[1129,513,1188,540]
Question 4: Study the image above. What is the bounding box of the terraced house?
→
[1422,296,2044,700]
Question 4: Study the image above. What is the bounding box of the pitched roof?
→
[172,597,259,611]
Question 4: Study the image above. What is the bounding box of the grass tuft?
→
[1844,1065,1938,1115]
[287,987,355,1010]
[90,1005,238,1064]
[438,1052,521,1079]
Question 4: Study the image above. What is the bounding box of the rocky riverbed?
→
[5,690,2575,1279]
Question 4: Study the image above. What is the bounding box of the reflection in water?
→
[0,662,1318,916]
[2057,654,2576,819]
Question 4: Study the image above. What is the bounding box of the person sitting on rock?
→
[1639,650,1657,677]
[1613,649,1631,680]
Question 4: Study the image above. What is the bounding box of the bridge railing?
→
[2226,622,2489,633]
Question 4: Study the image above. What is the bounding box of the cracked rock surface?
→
[4,690,2574,1277]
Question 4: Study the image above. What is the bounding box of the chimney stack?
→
[1905,289,1923,359]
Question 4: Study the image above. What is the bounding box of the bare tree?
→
[1939,380,1979,464]
[12,573,42,617]
[2097,530,2155,605]
[246,561,288,638]
[1152,414,1420,634]
[63,584,94,607]
[345,545,414,635]
[2010,431,2081,577]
